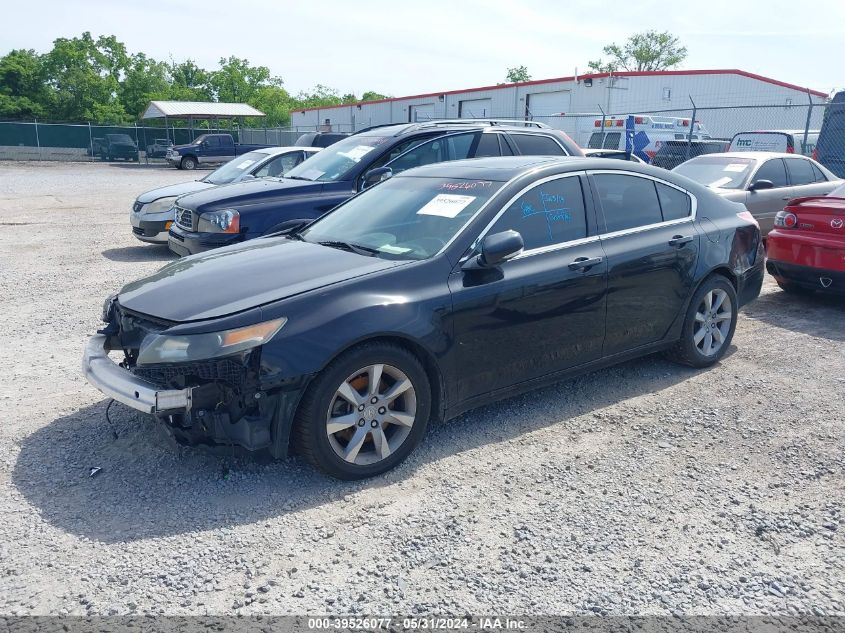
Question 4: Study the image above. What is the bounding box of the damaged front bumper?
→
[82,334,192,414]
[81,333,307,457]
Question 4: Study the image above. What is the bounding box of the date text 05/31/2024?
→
[306,617,527,630]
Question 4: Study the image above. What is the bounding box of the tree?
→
[120,53,170,117]
[42,32,129,122]
[167,59,213,101]
[360,90,389,102]
[0,49,49,118]
[588,30,687,73]
[506,66,532,83]
[210,56,282,103]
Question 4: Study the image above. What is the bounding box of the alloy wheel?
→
[693,288,733,357]
[325,363,417,466]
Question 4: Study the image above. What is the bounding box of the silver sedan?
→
[672,152,843,235]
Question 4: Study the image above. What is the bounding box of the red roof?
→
[298,69,827,113]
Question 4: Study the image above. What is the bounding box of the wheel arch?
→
[667,265,738,341]
[308,333,447,424]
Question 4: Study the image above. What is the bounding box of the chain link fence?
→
[2,102,843,177]
[0,121,242,163]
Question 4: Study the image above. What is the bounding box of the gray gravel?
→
[0,161,843,616]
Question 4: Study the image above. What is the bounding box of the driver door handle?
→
[668,234,694,247]
[568,256,603,271]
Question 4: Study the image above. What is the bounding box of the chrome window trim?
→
[587,169,698,240]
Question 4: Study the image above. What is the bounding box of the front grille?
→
[132,226,144,235]
[174,206,193,231]
[132,201,143,213]
[134,358,247,389]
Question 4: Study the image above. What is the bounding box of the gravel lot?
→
[0,161,843,617]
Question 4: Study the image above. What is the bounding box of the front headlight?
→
[144,196,178,214]
[197,208,240,234]
[136,318,286,365]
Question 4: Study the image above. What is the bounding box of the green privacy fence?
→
[0,121,241,161]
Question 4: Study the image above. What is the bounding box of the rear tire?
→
[667,275,737,368]
[291,342,431,480]
[181,156,197,170]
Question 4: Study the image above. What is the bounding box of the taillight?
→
[774,211,798,228]
[737,210,759,228]
[786,144,794,154]
[812,148,818,160]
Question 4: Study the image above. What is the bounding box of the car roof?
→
[395,156,674,182]
[252,145,321,156]
[354,120,554,138]
[688,151,810,160]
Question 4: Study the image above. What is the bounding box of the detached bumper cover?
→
[82,334,191,414]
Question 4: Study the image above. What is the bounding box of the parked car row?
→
[87,112,845,480]
[131,146,321,243]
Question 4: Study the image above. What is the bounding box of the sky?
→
[2,0,844,98]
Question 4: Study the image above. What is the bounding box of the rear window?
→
[673,156,754,189]
[509,134,566,156]
[656,182,692,221]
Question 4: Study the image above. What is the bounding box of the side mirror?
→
[200,141,208,148]
[463,230,524,270]
[749,179,774,191]
[362,167,392,190]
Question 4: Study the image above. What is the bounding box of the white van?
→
[585,115,712,163]
[728,130,819,156]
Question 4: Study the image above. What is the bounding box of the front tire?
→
[292,342,431,479]
[181,156,197,170]
[667,275,737,368]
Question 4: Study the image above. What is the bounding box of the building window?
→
[662,87,672,101]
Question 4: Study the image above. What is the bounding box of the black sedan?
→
[83,157,765,479]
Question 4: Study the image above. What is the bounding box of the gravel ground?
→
[0,161,843,617]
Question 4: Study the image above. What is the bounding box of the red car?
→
[766,184,845,295]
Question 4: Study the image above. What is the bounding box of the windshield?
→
[203,151,268,185]
[284,135,389,182]
[673,156,755,190]
[299,176,505,260]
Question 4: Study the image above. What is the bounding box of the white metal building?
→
[290,69,828,145]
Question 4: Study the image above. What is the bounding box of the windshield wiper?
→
[285,175,313,181]
[318,240,379,257]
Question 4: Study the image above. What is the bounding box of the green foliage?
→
[588,30,688,73]
[0,32,388,127]
[0,49,48,117]
[506,66,532,83]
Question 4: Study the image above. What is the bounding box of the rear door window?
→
[593,174,663,233]
[655,182,692,221]
[509,134,566,156]
[784,158,816,185]
[810,162,828,182]
[387,132,479,173]
[753,159,788,187]
[473,133,501,158]
[488,175,588,251]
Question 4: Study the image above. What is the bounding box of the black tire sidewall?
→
[300,345,431,479]
[678,277,738,368]
[182,157,196,170]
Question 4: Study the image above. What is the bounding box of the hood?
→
[117,237,404,322]
[136,180,215,204]
[171,142,199,150]
[176,177,324,212]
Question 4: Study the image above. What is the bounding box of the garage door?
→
[409,103,435,122]
[526,91,571,117]
[459,98,493,119]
